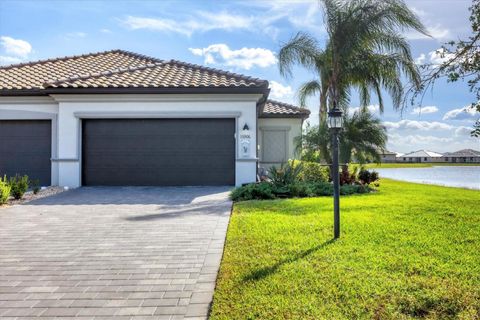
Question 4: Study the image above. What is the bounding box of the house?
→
[397,150,444,163]
[442,149,480,163]
[0,50,309,187]
[378,150,397,163]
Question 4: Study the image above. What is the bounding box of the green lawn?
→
[210,179,480,319]
[363,163,480,168]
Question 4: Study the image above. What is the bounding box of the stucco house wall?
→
[257,117,303,169]
[0,94,260,187]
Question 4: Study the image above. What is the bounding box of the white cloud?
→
[384,119,453,131]
[269,81,293,99]
[455,126,473,136]
[122,11,254,37]
[100,29,112,34]
[406,24,451,40]
[349,104,380,115]
[415,48,455,66]
[188,44,277,70]
[0,36,32,58]
[415,53,426,65]
[410,106,439,115]
[443,106,479,120]
[0,55,22,66]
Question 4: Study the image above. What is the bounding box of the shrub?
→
[230,182,276,201]
[340,184,371,195]
[0,175,11,205]
[268,161,303,187]
[288,182,315,198]
[358,169,379,185]
[289,160,330,183]
[30,179,41,195]
[9,174,29,200]
[310,181,334,196]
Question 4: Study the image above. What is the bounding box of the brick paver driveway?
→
[0,186,232,319]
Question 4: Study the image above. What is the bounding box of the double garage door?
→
[0,118,235,186]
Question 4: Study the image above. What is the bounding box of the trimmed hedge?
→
[231,181,373,202]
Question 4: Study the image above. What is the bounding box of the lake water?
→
[375,166,480,190]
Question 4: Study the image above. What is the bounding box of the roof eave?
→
[0,85,270,97]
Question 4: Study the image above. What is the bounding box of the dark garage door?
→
[0,120,51,186]
[82,118,235,186]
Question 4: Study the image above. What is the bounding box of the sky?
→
[0,0,479,154]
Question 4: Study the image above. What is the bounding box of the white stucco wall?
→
[1,94,261,187]
[257,117,303,169]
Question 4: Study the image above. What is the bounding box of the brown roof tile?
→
[260,100,310,119]
[0,49,268,94]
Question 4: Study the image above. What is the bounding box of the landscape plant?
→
[0,175,11,205]
[9,174,29,200]
[29,179,41,195]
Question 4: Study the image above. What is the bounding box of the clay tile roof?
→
[260,100,310,119]
[0,49,269,94]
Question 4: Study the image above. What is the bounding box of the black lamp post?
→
[328,103,343,239]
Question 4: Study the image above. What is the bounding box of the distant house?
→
[442,149,480,163]
[397,150,444,163]
[379,150,397,163]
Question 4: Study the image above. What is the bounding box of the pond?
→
[375,166,480,190]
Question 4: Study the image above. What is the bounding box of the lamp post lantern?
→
[328,103,343,239]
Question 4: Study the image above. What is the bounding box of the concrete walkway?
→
[0,186,232,319]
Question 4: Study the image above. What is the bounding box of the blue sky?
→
[0,0,478,153]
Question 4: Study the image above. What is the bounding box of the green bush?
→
[0,175,11,205]
[288,182,315,198]
[230,182,276,201]
[9,174,29,200]
[269,161,303,187]
[358,169,379,185]
[29,179,41,195]
[289,160,330,183]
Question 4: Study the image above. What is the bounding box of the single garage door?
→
[0,120,51,186]
[82,118,235,186]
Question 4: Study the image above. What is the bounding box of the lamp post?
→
[328,103,343,239]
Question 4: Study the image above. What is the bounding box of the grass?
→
[210,179,480,319]
[363,163,480,169]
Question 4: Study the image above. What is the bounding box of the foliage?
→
[29,179,41,195]
[268,161,303,187]
[0,175,11,205]
[230,182,276,202]
[8,174,29,200]
[410,0,480,137]
[278,0,426,123]
[289,160,330,183]
[358,169,380,185]
[230,181,373,202]
[211,180,480,319]
[339,165,357,185]
[299,110,387,164]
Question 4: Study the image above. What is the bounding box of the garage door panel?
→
[0,120,51,186]
[82,119,235,186]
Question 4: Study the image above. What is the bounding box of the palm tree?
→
[278,0,428,122]
[298,110,387,164]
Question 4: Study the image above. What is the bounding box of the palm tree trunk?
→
[319,91,328,124]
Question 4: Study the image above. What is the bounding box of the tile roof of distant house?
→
[400,150,444,158]
[0,49,269,96]
[260,100,311,119]
[443,149,480,157]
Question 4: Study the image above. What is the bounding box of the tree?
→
[278,0,427,124]
[299,110,388,164]
[410,0,480,137]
